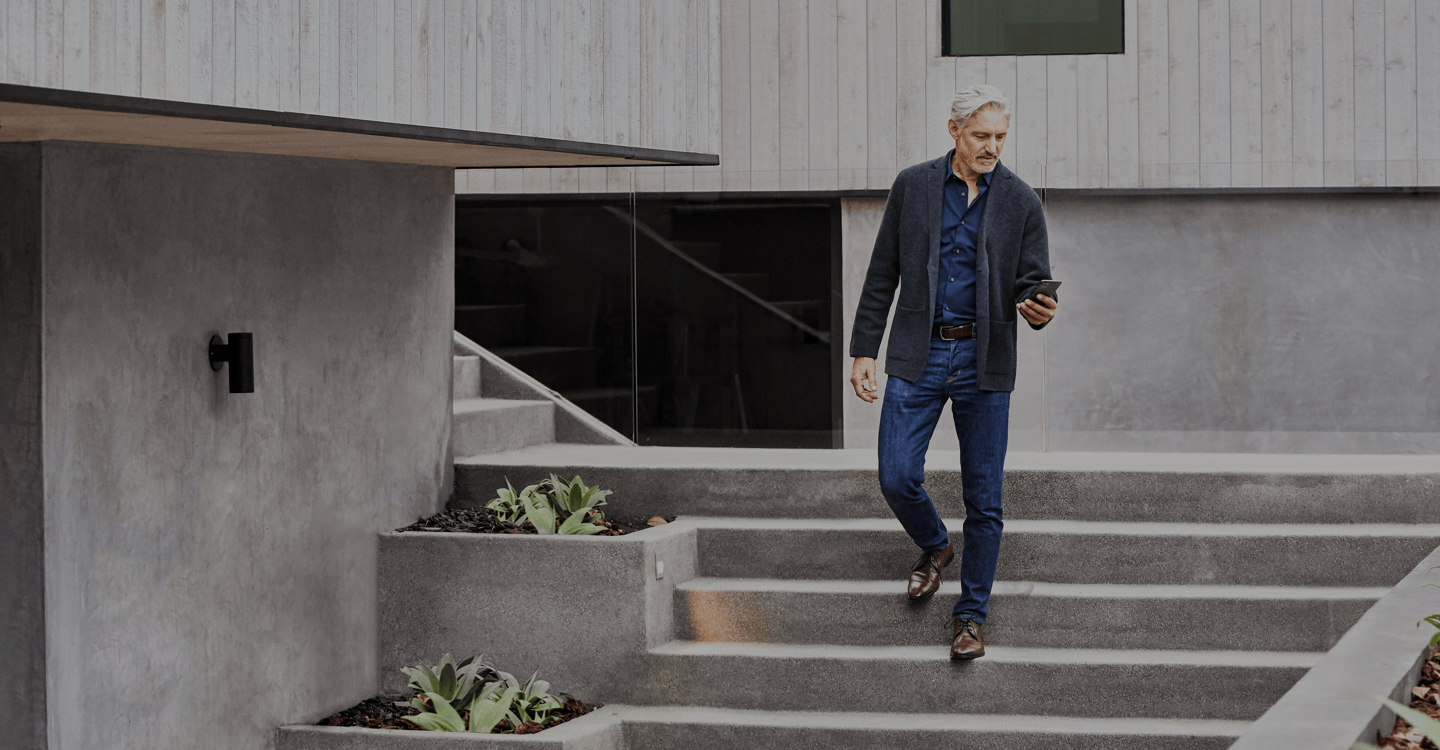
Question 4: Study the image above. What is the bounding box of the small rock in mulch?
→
[395,507,675,536]
[1373,649,1440,750]
[319,694,592,733]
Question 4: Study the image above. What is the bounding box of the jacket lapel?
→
[973,162,1014,324]
[925,154,947,315]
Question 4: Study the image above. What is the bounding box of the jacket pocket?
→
[985,320,1017,375]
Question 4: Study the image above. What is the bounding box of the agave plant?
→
[485,475,610,535]
[485,479,540,525]
[400,653,498,709]
[506,672,565,726]
[545,474,611,520]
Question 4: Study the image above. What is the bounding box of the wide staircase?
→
[453,444,1440,748]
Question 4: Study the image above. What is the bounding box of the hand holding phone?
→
[1023,279,1061,304]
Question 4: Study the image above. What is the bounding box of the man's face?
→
[948,106,1009,178]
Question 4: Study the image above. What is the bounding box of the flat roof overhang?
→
[0,83,718,169]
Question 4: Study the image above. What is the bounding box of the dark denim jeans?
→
[877,336,1010,623]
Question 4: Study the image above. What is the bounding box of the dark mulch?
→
[396,507,675,536]
[319,693,592,734]
[1374,649,1440,750]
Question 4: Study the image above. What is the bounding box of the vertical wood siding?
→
[0,0,715,171]
[459,0,1439,193]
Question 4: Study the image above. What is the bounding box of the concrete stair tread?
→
[651,640,1324,668]
[676,515,1440,537]
[609,704,1252,737]
[453,397,550,414]
[454,444,1440,474]
[679,576,1390,600]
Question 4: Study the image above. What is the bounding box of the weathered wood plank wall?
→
[0,0,717,179]
[461,0,1438,193]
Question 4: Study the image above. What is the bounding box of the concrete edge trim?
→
[382,517,692,544]
[0,83,719,167]
[1228,541,1440,750]
[452,332,633,447]
[277,705,624,747]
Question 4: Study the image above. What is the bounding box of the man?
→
[848,85,1057,660]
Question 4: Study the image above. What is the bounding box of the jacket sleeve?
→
[849,176,906,358]
[1013,198,1054,331]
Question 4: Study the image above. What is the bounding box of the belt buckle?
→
[941,324,970,341]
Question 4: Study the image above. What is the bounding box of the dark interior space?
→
[454,196,840,448]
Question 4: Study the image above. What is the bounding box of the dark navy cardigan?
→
[849,157,1053,391]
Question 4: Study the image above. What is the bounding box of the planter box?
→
[1229,540,1440,749]
[277,706,624,750]
[377,521,697,707]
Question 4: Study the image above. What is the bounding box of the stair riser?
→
[673,588,1372,652]
[452,403,555,456]
[697,528,1437,587]
[627,655,1305,720]
[448,464,1440,524]
[452,356,480,400]
[622,724,1236,750]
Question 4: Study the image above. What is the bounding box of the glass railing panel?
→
[454,200,638,439]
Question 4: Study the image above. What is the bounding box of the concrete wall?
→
[0,143,47,750]
[463,0,1440,195]
[0,0,718,157]
[13,141,454,750]
[842,189,1440,454]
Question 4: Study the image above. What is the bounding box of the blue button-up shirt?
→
[935,152,990,326]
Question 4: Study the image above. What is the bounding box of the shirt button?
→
[949,277,954,281]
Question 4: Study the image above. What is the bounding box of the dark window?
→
[455,196,844,449]
[942,0,1125,56]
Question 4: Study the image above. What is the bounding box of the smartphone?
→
[1023,280,1061,304]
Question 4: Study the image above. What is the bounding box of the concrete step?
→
[452,354,480,400]
[452,398,554,456]
[629,641,1318,721]
[674,577,1381,652]
[451,444,1440,524]
[454,303,527,349]
[615,705,1246,750]
[490,345,598,391]
[690,518,1440,587]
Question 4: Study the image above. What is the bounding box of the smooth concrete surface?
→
[377,521,698,708]
[452,399,556,456]
[631,642,1313,720]
[33,142,453,750]
[455,445,1440,523]
[1230,542,1440,749]
[277,707,625,750]
[615,705,1245,750]
[454,356,482,400]
[693,522,1440,587]
[0,143,46,750]
[454,332,632,447]
[841,192,1440,454]
[675,577,1377,651]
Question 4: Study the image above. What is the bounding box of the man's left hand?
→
[1017,294,1058,326]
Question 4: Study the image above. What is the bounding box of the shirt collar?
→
[944,150,992,188]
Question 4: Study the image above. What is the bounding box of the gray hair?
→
[950,85,1011,127]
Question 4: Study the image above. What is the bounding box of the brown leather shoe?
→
[906,543,954,600]
[951,618,985,660]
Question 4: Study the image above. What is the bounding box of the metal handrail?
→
[602,206,831,345]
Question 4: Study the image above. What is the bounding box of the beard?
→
[971,155,998,173]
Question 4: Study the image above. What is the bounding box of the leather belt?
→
[933,323,976,341]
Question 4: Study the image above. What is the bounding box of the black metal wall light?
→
[209,333,254,393]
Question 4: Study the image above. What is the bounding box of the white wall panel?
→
[0,0,716,168]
